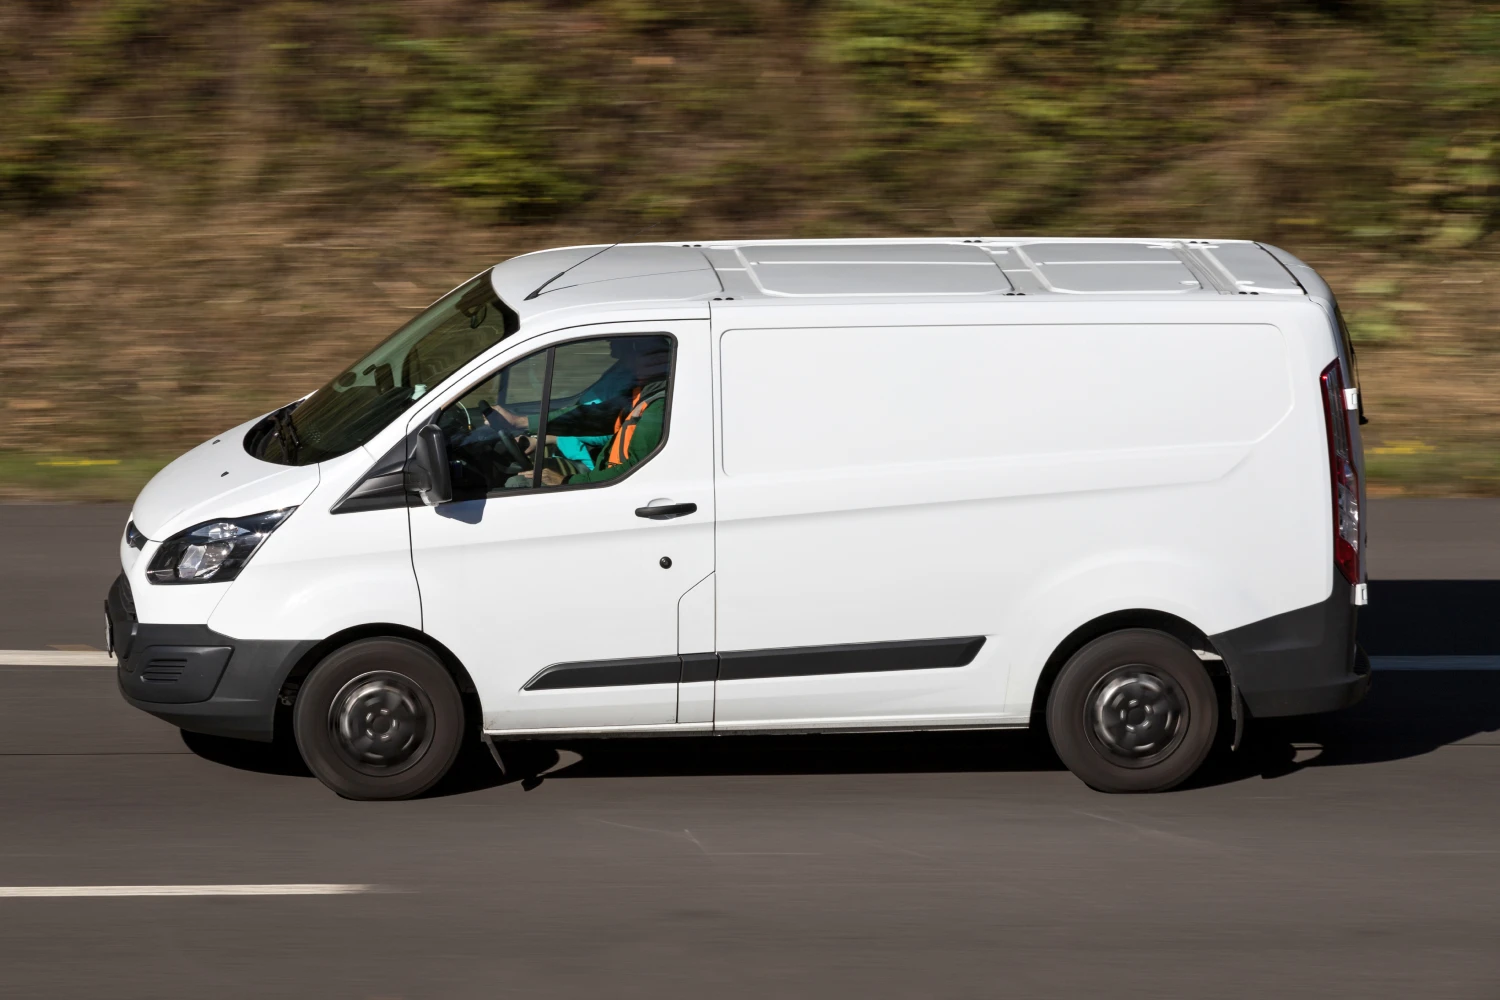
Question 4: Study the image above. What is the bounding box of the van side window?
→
[435,334,674,499]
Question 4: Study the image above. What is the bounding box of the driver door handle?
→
[635,502,697,521]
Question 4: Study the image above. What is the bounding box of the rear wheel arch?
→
[1045,627,1220,792]
[1029,609,1220,728]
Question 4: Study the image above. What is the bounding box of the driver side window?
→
[435,334,674,501]
[437,350,548,499]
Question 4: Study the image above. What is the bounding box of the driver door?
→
[407,322,715,735]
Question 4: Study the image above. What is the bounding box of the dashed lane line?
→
[0,651,115,666]
[1370,656,1500,671]
[0,884,380,898]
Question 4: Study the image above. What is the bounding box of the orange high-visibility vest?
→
[606,388,653,466]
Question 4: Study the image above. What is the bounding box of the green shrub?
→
[1,0,1497,242]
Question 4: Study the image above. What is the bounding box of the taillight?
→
[1320,360,1361,583]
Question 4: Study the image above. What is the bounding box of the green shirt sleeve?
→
[565,400,665,485]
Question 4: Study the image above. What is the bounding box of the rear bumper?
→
[1210,579,1370,718]
[107,574,315,742]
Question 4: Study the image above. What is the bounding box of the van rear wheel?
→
[292,638,464,800]
[1046,629,1218,793]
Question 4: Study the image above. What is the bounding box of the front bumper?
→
[107,574,315,742]
[1209,577,1371,718]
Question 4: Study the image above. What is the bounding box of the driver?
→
[493,338,670,487]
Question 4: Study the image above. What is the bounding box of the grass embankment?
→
[2,1,1499,498]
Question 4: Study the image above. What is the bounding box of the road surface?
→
[0,500,1496,998]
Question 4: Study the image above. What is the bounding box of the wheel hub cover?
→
[1087,666,1189,768]
[328,670,435,776]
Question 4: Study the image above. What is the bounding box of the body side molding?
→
[521,636,987,691]
[522,655,682,691]
[718,636,985,681]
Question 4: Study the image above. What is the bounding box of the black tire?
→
[1046,629,1219,793]
[292,638,465,800]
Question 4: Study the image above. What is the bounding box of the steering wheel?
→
[480,402,530,467]
[497,428,529,467]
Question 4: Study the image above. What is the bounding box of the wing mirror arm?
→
[407,423,453,506]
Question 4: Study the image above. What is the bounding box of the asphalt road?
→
[1,500,1498,998]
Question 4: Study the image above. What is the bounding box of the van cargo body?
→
[109,238,1369,798]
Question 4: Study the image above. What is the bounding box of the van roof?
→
[489,237,1307,320]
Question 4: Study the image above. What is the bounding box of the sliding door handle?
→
[635,502,698,520]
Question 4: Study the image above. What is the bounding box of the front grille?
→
[124,520,147,550]
[117,575,137,622]
[141,658,187,683]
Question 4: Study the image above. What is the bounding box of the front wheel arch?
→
[293,636,467,799]
[275,623,480,741]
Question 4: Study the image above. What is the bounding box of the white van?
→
[109,238,1369,799]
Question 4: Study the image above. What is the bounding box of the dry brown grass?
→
[2,200,1496,499]
[3,1,1497,497]
[1311,251,1500,495]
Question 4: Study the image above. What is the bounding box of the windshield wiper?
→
[274,406,302,462]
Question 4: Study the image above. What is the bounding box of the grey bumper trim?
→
[109,575,315,742]
[1210,575,1369,718]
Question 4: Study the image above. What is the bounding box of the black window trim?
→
[330,328,681,514]
[531,345,557,490]
[440,330,679,503]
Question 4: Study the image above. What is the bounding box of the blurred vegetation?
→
[2,0,1499,497]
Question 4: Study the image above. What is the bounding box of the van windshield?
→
[248,271,518,466]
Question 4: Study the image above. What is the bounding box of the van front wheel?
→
[1046,629,1218,793]
[292,638,464,800]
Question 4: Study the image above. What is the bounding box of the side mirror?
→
[407,423,453,506]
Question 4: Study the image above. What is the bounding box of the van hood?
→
[131,415,321,541]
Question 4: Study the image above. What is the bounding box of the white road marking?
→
[0,651,115,667]
[1370,656,1500,671]
[0,884,377,898]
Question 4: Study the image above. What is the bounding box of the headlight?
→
[146,508,295,584]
